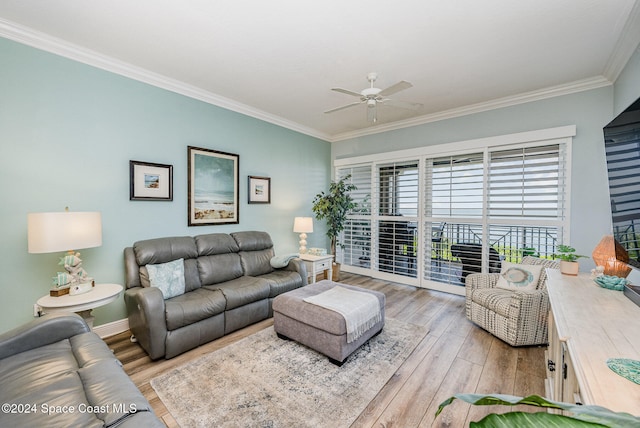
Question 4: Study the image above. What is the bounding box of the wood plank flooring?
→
[104,273,546,427]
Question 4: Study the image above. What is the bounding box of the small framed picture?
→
[130,161,173,201]
[248,176,271,204]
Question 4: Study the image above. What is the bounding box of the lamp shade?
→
[293,217,313,233]
[28,211,102,254]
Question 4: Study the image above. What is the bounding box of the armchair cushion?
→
[496,262,543,291]
[471,287,521,318]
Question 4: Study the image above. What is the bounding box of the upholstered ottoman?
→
[272,280,385,365]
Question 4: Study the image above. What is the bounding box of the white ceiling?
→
[1,1,639,142]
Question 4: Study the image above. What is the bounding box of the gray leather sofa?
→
[0,312,163,428]
[124,231,307,359]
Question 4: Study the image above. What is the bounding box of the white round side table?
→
[36,283,123,329]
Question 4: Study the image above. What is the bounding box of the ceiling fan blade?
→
[382,99,423,110]
[331,88,363,98]
[379,80,412,97]
[324,101,363,114]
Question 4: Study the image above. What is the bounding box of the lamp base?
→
[298,232,308,254]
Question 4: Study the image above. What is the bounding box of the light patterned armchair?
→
[465,256,560,347]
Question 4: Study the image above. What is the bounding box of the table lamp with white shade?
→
[293,217,313,254]
[28,208,102,296]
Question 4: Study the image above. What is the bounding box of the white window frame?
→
[334,125,575,295]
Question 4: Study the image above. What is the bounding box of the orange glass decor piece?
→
[592,235,631,278]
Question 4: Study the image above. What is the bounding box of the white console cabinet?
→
[545,269,640,415]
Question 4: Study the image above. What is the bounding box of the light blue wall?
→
[333,46,640,271]
[0,37,330,333]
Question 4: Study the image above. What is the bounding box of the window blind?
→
[488,145,565,219]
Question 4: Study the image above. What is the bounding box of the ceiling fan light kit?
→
[325,72,421,123]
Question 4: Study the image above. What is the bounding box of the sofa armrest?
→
[124,287,167,360]
[0,312,89,360]
[280,258,308,286]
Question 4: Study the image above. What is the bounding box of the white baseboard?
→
[94,318,129,339]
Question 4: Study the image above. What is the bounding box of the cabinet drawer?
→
[315,260,331,270]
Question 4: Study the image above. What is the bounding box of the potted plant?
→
[312,175,357,280]
[554,244,587,275]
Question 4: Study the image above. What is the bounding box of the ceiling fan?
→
[324,72,422,123]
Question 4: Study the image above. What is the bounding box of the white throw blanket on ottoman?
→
[303,286,382,343]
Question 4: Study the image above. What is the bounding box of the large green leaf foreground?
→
[435,393,640,427]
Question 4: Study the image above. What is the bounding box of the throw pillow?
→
[146,258,186,299]
[495,261,543,291]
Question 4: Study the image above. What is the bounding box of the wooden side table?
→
[36,283,123,329]
[299,254,333,283]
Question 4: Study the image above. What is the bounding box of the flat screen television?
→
[603,96,640,270]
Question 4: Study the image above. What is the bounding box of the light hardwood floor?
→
[105,272,546,427]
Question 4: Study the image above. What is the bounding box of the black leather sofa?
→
[0,313,163,427]
[124,231,307,359]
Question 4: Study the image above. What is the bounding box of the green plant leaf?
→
[436,394,640,427]
[471,412,606,427]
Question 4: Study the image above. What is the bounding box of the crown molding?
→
[0,18,332,142]
[0,17,627,145]
[329,76,612,142]
[603,0,640,82]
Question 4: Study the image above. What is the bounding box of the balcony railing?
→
[341,220,559,285]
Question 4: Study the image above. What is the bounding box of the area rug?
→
[150,318,427,427]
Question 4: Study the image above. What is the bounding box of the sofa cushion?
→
[0,335,130,428]
[70,332,121,367]
[231,231,273,251]
[164,288,227,331]
[79,358,154,426]
[0,339,79,402]
[197,253,244,285]
[133,236,198,265]
[259,270,304,298]
[232,231,275,276]
[205,276,270,310]
[239,248,275,276]
[195,233,239,256]
[147,258,186,299]
[1,370,103,428]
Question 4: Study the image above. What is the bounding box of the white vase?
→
[560,260,579,276]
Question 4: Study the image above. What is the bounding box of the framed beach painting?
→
[188,146,239,226]
[129,160,173,201]
[248,176,271,204]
